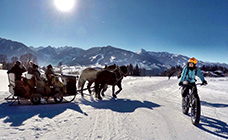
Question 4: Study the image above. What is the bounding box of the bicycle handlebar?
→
[196,83,204,86]
[183,83,206,86]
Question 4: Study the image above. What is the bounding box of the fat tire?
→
[182,97,189,115]
[191,96,201,126]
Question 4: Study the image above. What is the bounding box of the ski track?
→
[0,69,228,140]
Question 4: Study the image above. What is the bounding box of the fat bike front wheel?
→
[182,97,189,115]
[191,96,201,126]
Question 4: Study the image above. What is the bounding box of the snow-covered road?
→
[0,70,227,140]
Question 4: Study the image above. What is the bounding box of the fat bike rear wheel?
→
[191,96,201,126]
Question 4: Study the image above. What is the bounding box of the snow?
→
[214,70,224,74]
[123,53,127,56]
[173,54,180,57]
[111,59,126,64]
[90,55,98,61]
[110,56,116,62]
[10,46,14,50]
[130,53,134,58]
[0,70,8,92]
[90,54,104,64]
[0,69,228,139]
[182,57,188,61]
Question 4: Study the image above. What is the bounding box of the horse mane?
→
[104,64,117,71]
[119,65,128,76]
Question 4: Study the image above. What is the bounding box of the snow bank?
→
[0,70,8,92]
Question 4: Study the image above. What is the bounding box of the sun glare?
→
[54,0,75,12]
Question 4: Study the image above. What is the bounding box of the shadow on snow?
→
[0,97,160,127]
[201,100,228,108]
[199,115,228,139]
[0,102,87,127]
[79,97,160,113]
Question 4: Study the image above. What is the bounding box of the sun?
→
[54,0,75,12]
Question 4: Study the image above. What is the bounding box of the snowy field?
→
[0,69,228,140]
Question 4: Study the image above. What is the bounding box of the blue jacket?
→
[180,66,205,83]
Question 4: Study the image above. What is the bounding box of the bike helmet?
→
[188,57,197,64]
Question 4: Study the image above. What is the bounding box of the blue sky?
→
[0,0,228,63]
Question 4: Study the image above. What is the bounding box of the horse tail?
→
[78,75,86,89]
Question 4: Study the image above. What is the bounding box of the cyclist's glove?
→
[178,82,183,86]
[202,80,207,85]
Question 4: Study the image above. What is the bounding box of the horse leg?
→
[87,82,93,95]
[95,83,102,99]
[112,85,117,98]
[95,83,98,98]
[115,81,122,95]
[80,82,85,97]
[101,84,108,97]
[97,84,104,100]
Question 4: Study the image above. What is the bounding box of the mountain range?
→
[1,37,228,74]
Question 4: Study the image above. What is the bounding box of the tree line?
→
[127,64,147,76]
[160,65,182,77]
[0,53,37,69]
[161,65,228,77]
[200,65,228,73]
[0,53,146,76]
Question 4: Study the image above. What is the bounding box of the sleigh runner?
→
[6,73,78,105]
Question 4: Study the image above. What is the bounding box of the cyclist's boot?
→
[181,87,188,97]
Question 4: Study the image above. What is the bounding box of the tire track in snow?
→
[90,109,100,140]
[112,113,135,140]
[154,109,178,139]
[103,110,111,140]
[90,109,112,140]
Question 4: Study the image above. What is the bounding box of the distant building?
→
[203,70,226,77]
[225,72,228,77]
[0,63,3,69]
[214,70,225,77]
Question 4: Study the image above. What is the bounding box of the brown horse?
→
[95,65,128,100]
[78,64,118,96]
[101,64,125,96]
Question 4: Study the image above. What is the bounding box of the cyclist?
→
[179,57,207,97]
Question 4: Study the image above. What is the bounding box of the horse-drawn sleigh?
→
[5,64,128,105]
[5,73,78,105]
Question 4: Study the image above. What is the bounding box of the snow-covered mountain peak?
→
[137,48,147,55]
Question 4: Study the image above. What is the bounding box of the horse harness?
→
[112,66,125,85]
